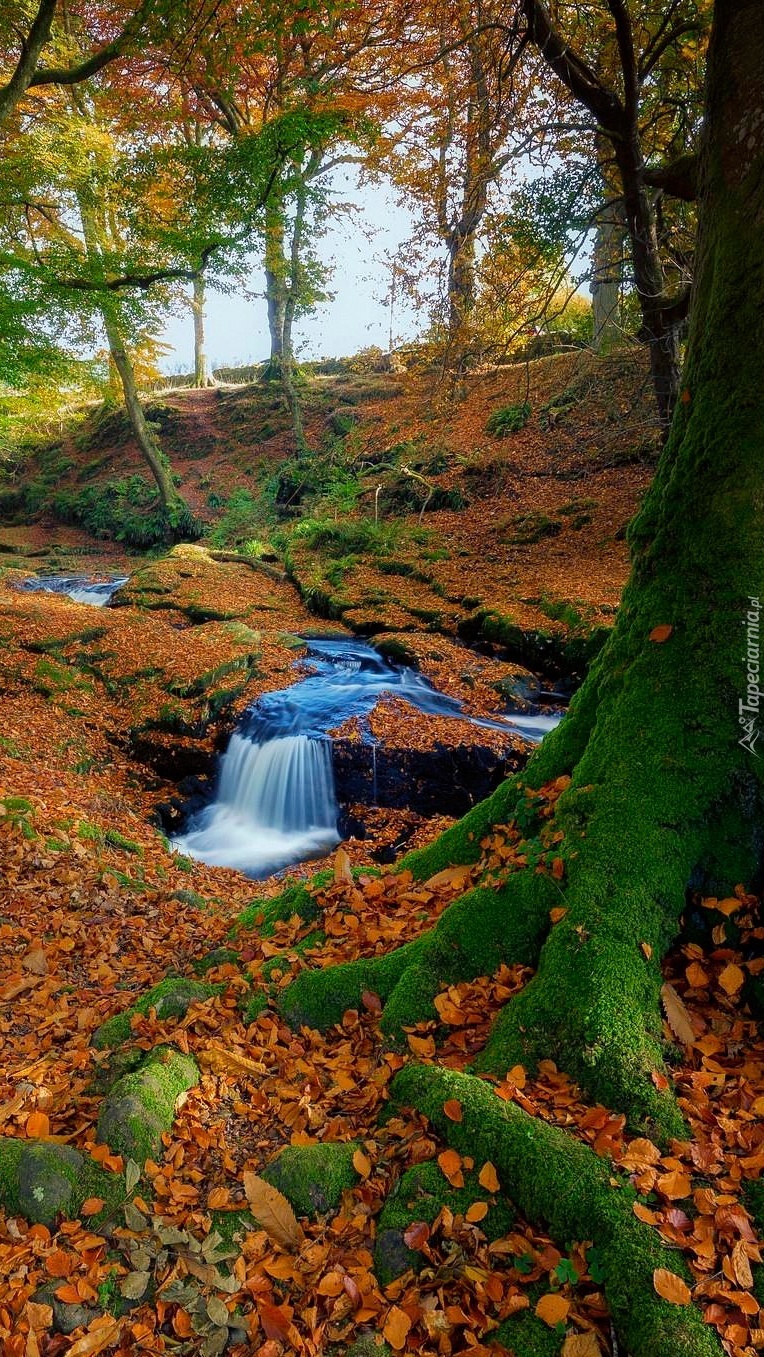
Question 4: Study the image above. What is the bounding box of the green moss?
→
[96,1045,199,1165]
[0,1138,126,1226]
[491,1303,563,1356]
[92,978,216,1050]
[374,1160,514,1285]
[234,879,327,938]
[390,1065,721,1357]
[262,1142,360,1216]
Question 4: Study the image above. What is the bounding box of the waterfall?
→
[172,731,339,877]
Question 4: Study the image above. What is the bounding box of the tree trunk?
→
[191,275,214,388]
[101,310,177,514]
[263,196,288,374]
[591,200,625,352]
[281,0,764,1136]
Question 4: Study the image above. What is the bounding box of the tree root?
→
[279,874,555,1036]
[390,1064,723,1357]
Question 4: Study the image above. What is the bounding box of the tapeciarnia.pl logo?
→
[740,596,761,756]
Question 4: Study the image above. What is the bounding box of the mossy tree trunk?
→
[284,0,764,1138]
[191,274,214,388]
[101,310,178,515]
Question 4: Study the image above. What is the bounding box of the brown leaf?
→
[718,963,745,995]
[383,1305,412,1351]
[243,1171,304,1250]
[653,1268,691,1305]
[641,942,653,960]
[536,1293,570,1326]
[22,947,48,975]
[66,1318,121,1357]
[562,1335,601,1357]
[403,1220,430,1250]
[478,1161,500,1192]
[25,1110,50,1139]
[424,865,472,890]
[352,1148,372,1178]
[361,989,382,1014]
[443,1099,463,1122]
[334,846,353,884]
[550,906,567,924]
[732,1239,754,1290]
[661,982,695,1046]
[80,1197,105,1217]
[258,1300,295,1343]
[649,624,673,643]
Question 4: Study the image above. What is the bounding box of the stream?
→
[17,574,129,606]
[172,636,564,878]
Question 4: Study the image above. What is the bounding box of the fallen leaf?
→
[536,1293,570,1326]
[258,1300,295,1343]
[478,1162,500,1193]
[352,1148,372,1178]
[641,942,653,960]
[562,1335,601,1357]
[66,1318,121,1357]
[383,1305,412,1351]
[550,906,567,923]
[661,983,695,1046]
[403,1221,430,1250]
[466,1201,489,1223]
[718,963,745,995]
[443,1099,463,1122]
[653,1268,691,1305]
[22,947,48,975]
[649,624,673,643]
[731,1239,754,1289]
[243,1172,304,1250]
[80,1198,105,1217]
[334,846,353,884]
[25,1110,50,1138]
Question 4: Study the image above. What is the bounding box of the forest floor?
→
[0,350,761,1357]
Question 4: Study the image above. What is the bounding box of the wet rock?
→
[332,739,523,817]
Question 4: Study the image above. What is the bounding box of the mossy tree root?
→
[279,873,557,1036]
[390,1064,723,1357]
[92,977,217,1050]
[97,1045,199,1165]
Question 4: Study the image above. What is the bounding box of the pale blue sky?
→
[158,174,424,373]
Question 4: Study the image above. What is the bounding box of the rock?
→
[96,1046,199,1165]
[18,1144,85,1226]
[262,1142,361,1216]
[34,1282,98,1335]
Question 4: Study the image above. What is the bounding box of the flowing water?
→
[172,636,564,878]
[17,574,129,606]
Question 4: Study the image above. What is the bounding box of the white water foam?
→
[173,732,340,876]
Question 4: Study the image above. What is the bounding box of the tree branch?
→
[606,0,639,124]
[643,153,698,201]
[28,0,155,89]
[0,0,56,123]
[521,0,625,136]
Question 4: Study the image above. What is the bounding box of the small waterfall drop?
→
[173,732,340,877]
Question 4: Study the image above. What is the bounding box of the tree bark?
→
[191,275,214,388]
[101,311,177,514]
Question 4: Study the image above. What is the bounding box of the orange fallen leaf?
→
[718,963,745,995]
[536,1293,570,1326]
[80,1198,105,1217]
[66,1317,121,1357]
[466,1200,489,1223]
[641,941,653,960]
[649,624,673,643]
[653,1268,691,1305]
[407,1033,436,1057]
[562,1335,601,1357]
[443,1099,463,1122]
[25,1110,50,1139]
[550,906,567,924]
[661,983,695,1046]
[243,1172,304,1250]
[403,1221,430,1250]
[383,1305,412,1351]
[352,1148,372,1178]
[478,1161,500,1193]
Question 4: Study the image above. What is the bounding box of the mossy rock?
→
[96,1045,199,1165]
[0,1138,125,1226]
[343,1337,392,1357]
[92,977,216,1049]
[262,1142,361,1216]
[491,1304,564,1356]
[374,1159,515,1285]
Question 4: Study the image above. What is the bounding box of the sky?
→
[158,173,425,374]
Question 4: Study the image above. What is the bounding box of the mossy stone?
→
[92,978,215,1050]
[96,1045,198,1165]
[262,1142,360,1216]
[33,1282,98,1335]
[374,1160,515,1285]
[18,1143,85,1226]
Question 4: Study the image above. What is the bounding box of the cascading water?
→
[18,574,128,606]
[172,637,565,879]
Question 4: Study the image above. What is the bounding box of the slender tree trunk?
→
[191,275,214,388]
[263,196,287,374]
[591,200,625,351]
[446,228,477,336]
[101,311,177,513]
